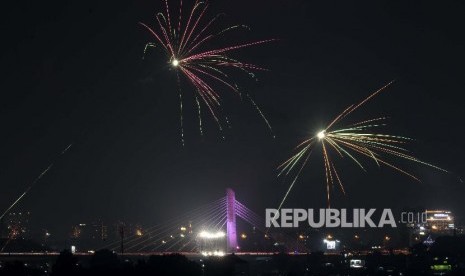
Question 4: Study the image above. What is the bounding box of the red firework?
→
[140,0,275,143]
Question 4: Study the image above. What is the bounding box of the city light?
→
[350,259,365,269]
[323,239,336,250]
[323,236,340,250]
[198,230,226,239]
[201,251,225,257]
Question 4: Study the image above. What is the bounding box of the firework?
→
[0,144,73,221]
[140,0,275,144]
[278,81,447,208]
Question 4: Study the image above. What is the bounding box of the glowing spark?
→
[172,59,180,67]
[278,81,447,207]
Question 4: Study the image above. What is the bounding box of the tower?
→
[226,188,237,252]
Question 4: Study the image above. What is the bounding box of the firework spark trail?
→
[246,93,275,138]
[276,150,312,211]
[0,164,53,222]
[140,0,275,140]
[0,236,11,252]
[195,95,204,136]
[0,144,73,221]
[278,82,448,207]
[176,72,185,146]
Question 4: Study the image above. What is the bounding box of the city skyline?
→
[0,0,464,244]
[1,190,463,254]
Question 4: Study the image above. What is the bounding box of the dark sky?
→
[1,0,464,237]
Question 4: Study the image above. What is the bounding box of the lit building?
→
[323,234,340,251]
[402,209,455,246]
[91,221,108,241]
[425,210,454,234]
[70,220,110,251]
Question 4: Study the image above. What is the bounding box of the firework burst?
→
[140,0,275,144]
[278,81,447,208]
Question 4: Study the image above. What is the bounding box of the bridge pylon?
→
[226,188,237,252]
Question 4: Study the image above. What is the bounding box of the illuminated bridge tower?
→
[226,188,238,252]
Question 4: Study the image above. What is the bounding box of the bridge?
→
[103,188,305,255]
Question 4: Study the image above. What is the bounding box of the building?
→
[425,210,455,234]
[403,209,455,246]
[70,220,109,251]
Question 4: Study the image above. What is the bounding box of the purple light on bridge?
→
[226,188,238,252]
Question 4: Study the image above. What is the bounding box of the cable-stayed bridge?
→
[103,189,306,255]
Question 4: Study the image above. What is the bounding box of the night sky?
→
[1,0,464,237]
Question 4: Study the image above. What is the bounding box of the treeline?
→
[0,249,244,276]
